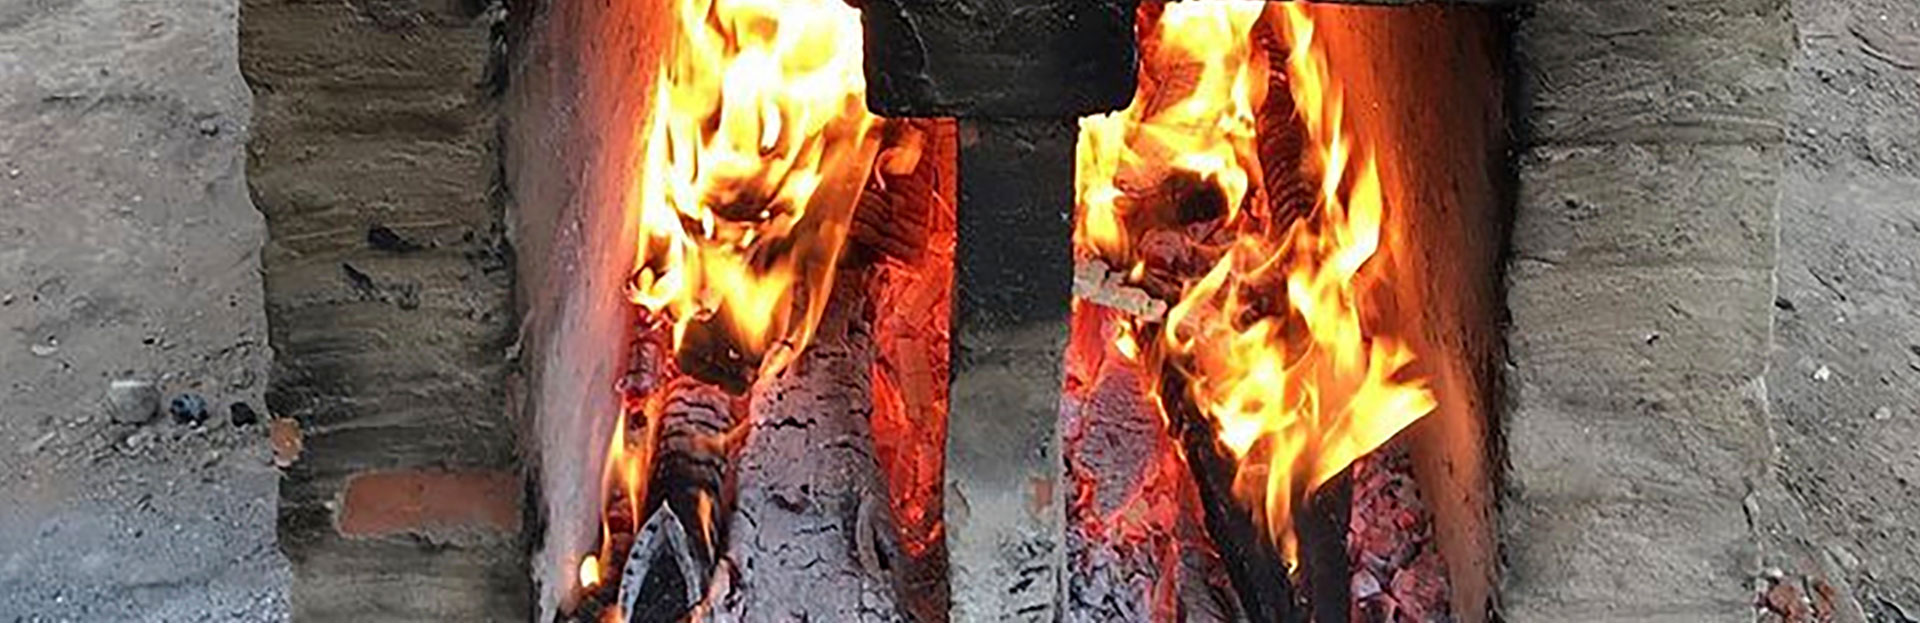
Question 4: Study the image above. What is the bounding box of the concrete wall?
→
[239,0,529,618]
[1500,0,1791,620]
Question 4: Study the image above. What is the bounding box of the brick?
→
[338,469,523,538]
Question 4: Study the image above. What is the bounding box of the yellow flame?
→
[579,554,602,589]
[628,0,880,376]
[1075,2,1437,564]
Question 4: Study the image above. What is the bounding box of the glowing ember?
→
[626,0,880,379]
[1074,3,1437,564]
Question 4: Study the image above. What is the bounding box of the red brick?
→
[338,469,522,538]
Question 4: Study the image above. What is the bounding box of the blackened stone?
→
[170,393,209,426]
[230,402,259,427]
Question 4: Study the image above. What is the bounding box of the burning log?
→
[1160,373,1305,623]
[866,119,957,623]
[1254,25,1312,234]
[701,269,910,623]
[851,120,941,266]
[1299,474,1354,623]
[645,378,737,567]
[1062,308,1244,623]
[609,366,739,623]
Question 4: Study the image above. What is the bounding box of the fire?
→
[1074,3,1437,564]
[579,554,602,589]
[627,0,880,378]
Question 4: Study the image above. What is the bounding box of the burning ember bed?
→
[538,0,1507,621]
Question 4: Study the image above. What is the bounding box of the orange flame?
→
[627,0,880,377]
[1075,3,1436,564]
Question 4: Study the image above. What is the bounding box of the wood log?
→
[1299,473,1353,623]
[701,268,909,623]
[851,120,942,266]
[645,377,738,570]
[1254,19,1312,235]
[1061,312,1244,623]
[1160,372,1306,623]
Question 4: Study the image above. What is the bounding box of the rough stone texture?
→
[238,0,528,618]
[1500,0,1791,621]
[1761,0,1920,619]
[0,0,290,618]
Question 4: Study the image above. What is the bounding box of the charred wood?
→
[1062,321,1244,623]
[1254,22,1312,235]
[701,269,909,623]
[852,120,943,266]
[621,505,707,623]
[1160,373,1305,623]
[618,311,679,403]
[645,377,738,569]
[1299,474,1353,623]
[1347,444,1451,623]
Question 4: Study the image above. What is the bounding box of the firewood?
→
[645,376,737,566]
[851,120,943,265]
[1254,24,1312,235]
[1160,372,1306,623]
[1062,316,1245,623]
[870,218,954,623]
[1299,473,1354,623]
[701,268,909,623]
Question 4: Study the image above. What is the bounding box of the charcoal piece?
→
[1061,332,1244,623]
[229,401,259,427]
[170,393,208,426]
[1347,445,1452,623]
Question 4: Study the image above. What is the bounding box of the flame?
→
[628,0,880,378]
[579,554,602,589]
[1074,3,1437,564]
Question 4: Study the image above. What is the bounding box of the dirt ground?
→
[1769,0,1920,618]
[0,0,288,620]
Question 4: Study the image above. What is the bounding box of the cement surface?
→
[1500,0,1789,620]
[1765,0,1920,618]
[0,0,289,619]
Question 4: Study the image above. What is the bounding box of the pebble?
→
[1813,365,1832,382]
[106,379,162,424]
[1873,406,1894,421]
[170,393,209,426]
[229,402,258,427]
[29,343,57,357]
